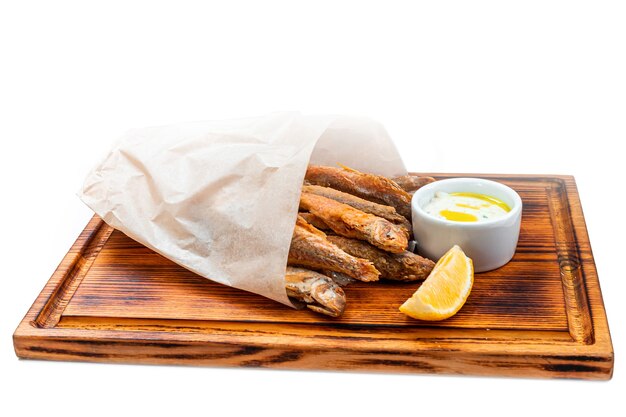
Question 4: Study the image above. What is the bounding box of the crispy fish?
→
[295,214,326,237]
[285,266,346,317]
[319,269,357,287]
[327,235,435,282]
[305,165,413,219]
[298,212,331,231]
[300,193,408,254]
[289,216,380,282]
[302,184,412,233]
[391,175,436,193]
[300,212,412,251]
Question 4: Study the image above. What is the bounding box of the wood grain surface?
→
[13,174,614,379]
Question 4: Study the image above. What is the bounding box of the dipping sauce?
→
[423,192,511,222]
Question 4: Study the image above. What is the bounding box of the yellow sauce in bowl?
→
[424,192,511,223]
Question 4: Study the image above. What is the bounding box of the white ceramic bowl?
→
[411,178,523,272]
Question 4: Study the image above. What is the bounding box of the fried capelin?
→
[391,175,436,193]
[318,269,357,287]
[300,193,408,254]
[285,266,346,317]
[302,184,412,234]
[305,165,413,219]
[327,235,435,282]
[288,216,380,282]
[298,212,331,231]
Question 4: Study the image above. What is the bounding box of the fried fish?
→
[327,235,435,282]
[299,193,408,254]
[391,175,436,193]
[288,216,380,282]
[285,266,346,317]
[298,212,331,231]
[319,269,358,287]
[305,165,413,219]
[302,184,412,233]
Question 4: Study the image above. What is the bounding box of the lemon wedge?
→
[399,245,474,320]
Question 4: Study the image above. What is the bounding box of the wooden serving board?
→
[13,174,613,379]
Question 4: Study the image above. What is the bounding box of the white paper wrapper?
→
[79,112,407,306]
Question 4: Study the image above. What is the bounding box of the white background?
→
[1,1,624,415]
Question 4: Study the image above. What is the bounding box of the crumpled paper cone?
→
[79,112,407,306]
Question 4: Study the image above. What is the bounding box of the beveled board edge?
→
[17,215,112,329]
[13,325,614,379]
[13,174,614,380]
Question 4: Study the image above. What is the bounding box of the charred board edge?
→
[13,332,613,380]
